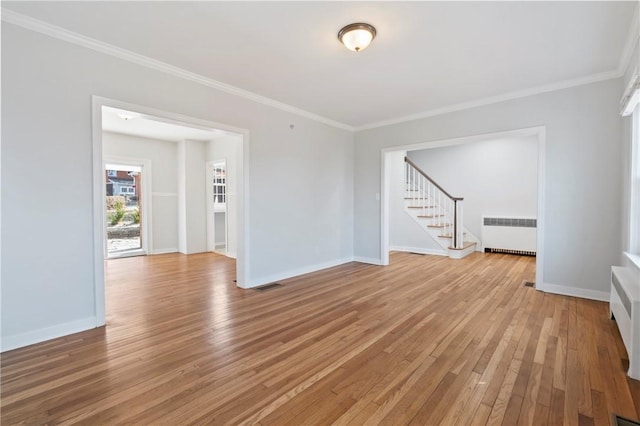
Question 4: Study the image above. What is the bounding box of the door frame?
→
[103,156,152,257]
[91,96,251,327]
[380,126,546,284]
[206,159,229,254]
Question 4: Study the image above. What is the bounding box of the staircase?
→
[404,157,479,259]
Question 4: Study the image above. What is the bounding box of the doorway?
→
[207,160,228,254]
[105,163,146,258]
[92,97,250,327]
[380,127,546,283]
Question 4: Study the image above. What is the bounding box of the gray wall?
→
[355,78,623,294]
[1,24,354,347]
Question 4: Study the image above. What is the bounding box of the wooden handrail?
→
[404,157,463,201]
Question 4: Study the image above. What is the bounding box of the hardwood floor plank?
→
[1,252,638,425]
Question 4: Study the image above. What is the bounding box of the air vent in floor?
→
[523,281,535,288]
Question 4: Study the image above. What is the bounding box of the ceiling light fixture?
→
[338,23,376,52]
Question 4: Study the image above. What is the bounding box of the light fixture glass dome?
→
[338,23,376,52]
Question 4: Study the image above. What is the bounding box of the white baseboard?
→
[390,246,447,256]
[1,316,97,352]
[245,257,354,289]
[352,256,385,265]
[537,282,609,302]
[150,248,178,255]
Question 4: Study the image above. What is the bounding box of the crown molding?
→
[2,7,634,134]
[355,69,621,131]
[1,9,354,132]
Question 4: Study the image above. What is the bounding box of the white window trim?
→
[628,105,640,259]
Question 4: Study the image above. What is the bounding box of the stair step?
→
[407,206,437,209]
[427,223,452,228]
[438,233,467,238]
[417,214,445,218]
[448,241,477,250]
[404,197,430,200]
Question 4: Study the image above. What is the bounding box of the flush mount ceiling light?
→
[338,23,376,52]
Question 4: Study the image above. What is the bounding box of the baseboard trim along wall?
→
[151,248,179,255]
[389,246,448,257]
[537,282,610,302]
[245,257,355,288]
[352,256,385,266]
[1,316,98,353]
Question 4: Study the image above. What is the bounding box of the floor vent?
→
[485,248,536,257]
[523,281,535,288]
[255,283,283,291]
[612,414,640,426]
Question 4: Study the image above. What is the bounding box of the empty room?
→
[2,2,639,425]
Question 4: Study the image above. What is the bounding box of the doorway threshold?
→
[108,249,146,259]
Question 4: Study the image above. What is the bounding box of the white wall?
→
[1,24,354,349]
[407,136,538,240]
[207,135,242,257]
[388,150,443,253]
[355,78,622,297]
[103,132,179,253]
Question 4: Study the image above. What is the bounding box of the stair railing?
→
[404,157,464,249]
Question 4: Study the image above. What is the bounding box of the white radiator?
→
[610,266,640,380]
[481,216,536,255]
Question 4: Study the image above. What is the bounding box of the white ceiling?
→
[102,106,230,142]
[4,1,637,128]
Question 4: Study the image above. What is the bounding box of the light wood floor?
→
[2,252,639,425]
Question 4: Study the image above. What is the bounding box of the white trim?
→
[103,155,152,258]
[382,127,542,154]
[389,246,447,257]
[152,192,178,197]
[2,10,352,132]
[246,257,353,289]
[357,72,620,131]
[625,252,640,271]
[620,71,640,116]
[150,247,178,255]
[91,99,106,326]
[1,316,97,353]
[92,96,251,320]
[353,256,385,266]
[536,128,546,287]
[537,282,609,303]
[379,126,546,285]
[380,151,391,266]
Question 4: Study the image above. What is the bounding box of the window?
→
[630,107,640,255]
[212,163,226,206]
[107,170,117,177]
[621,73,640,259]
